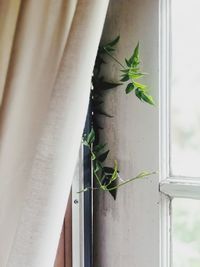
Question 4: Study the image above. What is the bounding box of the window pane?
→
[170,0,200,177]
[172,198,200,267]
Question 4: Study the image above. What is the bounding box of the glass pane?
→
[172,198,200,267]
[170,0,200,177]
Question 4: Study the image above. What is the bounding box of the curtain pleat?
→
[0,0,21,104]
[0,0,109,266]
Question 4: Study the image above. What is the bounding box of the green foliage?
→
[81,129,155,198]
[100,38,155,105]
[99,35,120,54]
[121,43,155,105]
[81,129,119,199]
[86,128,95,144]
[126,83,135,94]
[79,36,155,199]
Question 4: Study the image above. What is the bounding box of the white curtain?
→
[0,0,109,266]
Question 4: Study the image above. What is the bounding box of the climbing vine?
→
[80,37,155,199]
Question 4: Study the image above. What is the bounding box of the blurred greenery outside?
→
[170,1,200,264]
[172,198,200,267]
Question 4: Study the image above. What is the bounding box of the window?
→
[160,1,200,267]
[57,1,200,267]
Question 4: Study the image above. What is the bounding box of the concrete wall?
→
[93,1,160,266]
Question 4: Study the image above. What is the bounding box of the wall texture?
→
[93,0,160,266]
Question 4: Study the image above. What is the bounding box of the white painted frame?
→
[159,1,172,267]
[159,1,200,267]
[159,0,200,200]
[160,178,200,199]
[72,149,85,267]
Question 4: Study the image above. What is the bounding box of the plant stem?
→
[77,187,99,193]
[78,171,157,193]
[103,48,126,69]
[94,171,103,188]
[104,171,156,192]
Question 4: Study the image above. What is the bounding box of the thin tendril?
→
[103,48,126,69]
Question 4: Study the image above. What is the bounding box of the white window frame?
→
[159,1,200,267]
[159,1,172,266]
[72,149,85,267]
[72,142,93,267]
[159,0,200,199]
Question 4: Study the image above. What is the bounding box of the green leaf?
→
[104,46,115,52]
[91,152,96,160]
[125,83,135,94]
[101,175,110,185]
[120,74,129,82]
[94,55,106,75]
[82,139,89,147]
[134,81,147,90]
[99,36,120,54]
[110,160,118,182]
[98,150,110,162]
[129,72,145,80]
[125,58,131,67]
[106,35,120,48]
[94,144,107,153]
[101,81,122,90]
[103,167,116,174]
[94,108,113,118]
[135,88,155,105]
[141,93,155,105]
[107,181,118,200]
[129,42,140,67]
[86,128,95,144]
[106,161,119,199]
[121,69,129,74]
[93,99,104,106]
[94,160,103,173]
[135,88,143,100]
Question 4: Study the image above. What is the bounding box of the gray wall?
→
[93,0,160,266]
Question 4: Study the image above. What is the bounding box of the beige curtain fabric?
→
[0,0,109,266]
[0,0,21,104]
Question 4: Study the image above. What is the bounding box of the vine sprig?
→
[101,36,155,105]
[79,128,156,195]
[79,36,156,199]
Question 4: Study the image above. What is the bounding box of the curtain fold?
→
[0,0,21,104]
[0,0,109,266]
